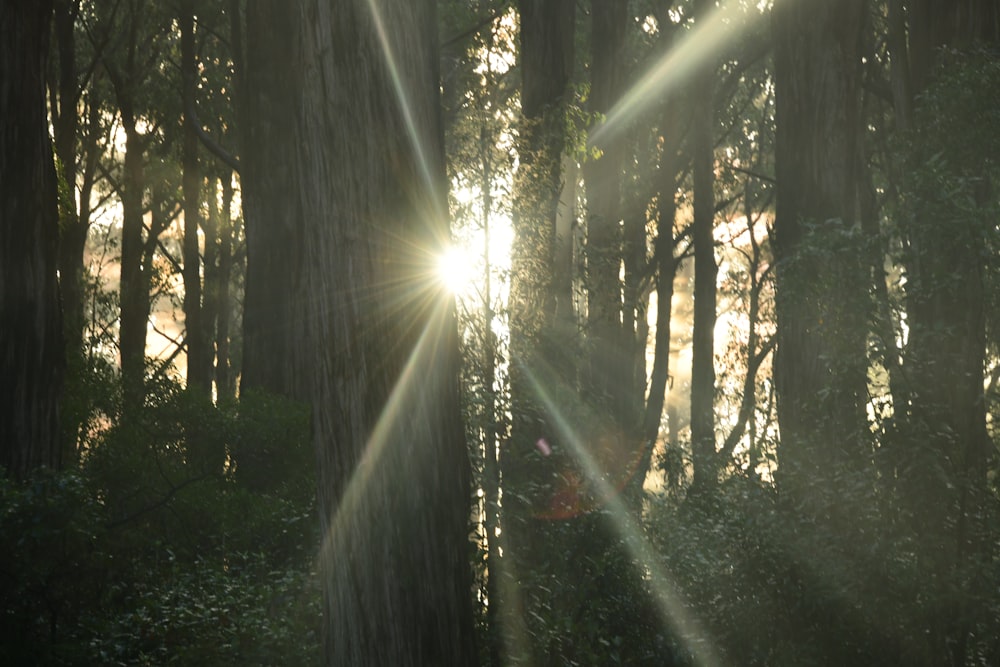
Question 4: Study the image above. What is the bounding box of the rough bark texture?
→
[0,0,64,477]
[242,2,476,664]
[771,0,870,497]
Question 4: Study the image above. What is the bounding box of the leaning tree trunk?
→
[0,0,64,477]
[242,2,476,664]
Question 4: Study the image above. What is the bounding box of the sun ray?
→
[519,361,724,667]
[318,293,453,570]
[365,0,441,225]
[590,1,762,147]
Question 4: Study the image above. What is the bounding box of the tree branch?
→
[185,95,241,172]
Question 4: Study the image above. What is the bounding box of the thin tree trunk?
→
[689,0,717,494]
[118,119,149,415]
[202,174,220,394]
[215,171,235,402]
[583,0,630,430]
[180,0,209,393]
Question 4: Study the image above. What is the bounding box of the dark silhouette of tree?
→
[583,0,632,431]
[180,0,209,395]
[886,3,999,663]
[688,0,718,494]
[0,0,65,477]
[95,0,177,417]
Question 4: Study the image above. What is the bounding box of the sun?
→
[436,244,477,297]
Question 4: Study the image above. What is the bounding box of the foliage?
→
[9,2,1000,665]
[0,370,319,666]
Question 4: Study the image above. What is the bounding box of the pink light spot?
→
[535,438,551,457]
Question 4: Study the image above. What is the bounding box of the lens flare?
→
[436,244,476,296]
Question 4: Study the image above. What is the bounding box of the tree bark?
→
[771,0,870,497]
[242,2,477,664]
[0,0,64,477]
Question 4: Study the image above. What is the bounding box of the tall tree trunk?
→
[215,171,235,402]
[503,2,576,662]
[583,0,631,431]
[688,0,718,494]
[771,0,870,498]
[51,0,83,356]
[0,0,64,477]
[887,5,998,663]
[641,96,686,481]
[50,0,102,459]
[242,2,476,664]
[180,0,209,394]
[107,2,155,417]
[118,118,149,416]
[507,0,577,385]
[238,4,301,401]
[505,0,576,657]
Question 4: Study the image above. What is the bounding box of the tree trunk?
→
[238,4,302,402]
[771,0,870,498]
[50,0,102,459]
[215,171,235,402]
[583,0,631,430]
[242,2,477,664]
[201,173,221,396]
[180,0,209,394]
[118,118,149,415]
[641,96,686,476]
[503,2,576,662]
[688,0,718,494]
[50,0,83,357]
[0,0,64,477]
[887,5,998,663]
